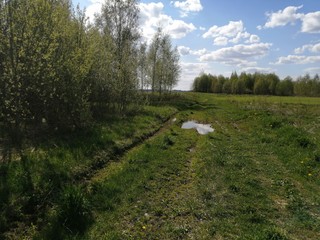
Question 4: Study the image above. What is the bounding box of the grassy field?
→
[3,93,320,239]
[0,104,177,239]
[80,93,320,240]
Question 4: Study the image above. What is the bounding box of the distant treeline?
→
[192,72,320,97]
[0,0,180,141]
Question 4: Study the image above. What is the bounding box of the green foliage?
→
[192,71,320,97]
[57,185,92,234]
[0,104,176,238]
[147,28,180,94]
[276,77,294,96]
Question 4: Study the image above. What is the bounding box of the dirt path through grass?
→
[36,93,320,239]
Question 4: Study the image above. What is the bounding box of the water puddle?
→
[181,121,214,135]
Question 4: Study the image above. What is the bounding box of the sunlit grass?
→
[84,93,320,239]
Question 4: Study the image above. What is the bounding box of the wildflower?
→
[308,173,312,176]
[142,226,146,230]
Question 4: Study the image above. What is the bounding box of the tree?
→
[276,76,293,96]
[239,72,254,94]
[148,28,162,92]
[0,0,95,134]
[222,78,232,94]
[98,0,140,112]
[267,73,280,95]
[147,29,180,93]
[137,42,148,91]
[253,73,269,95]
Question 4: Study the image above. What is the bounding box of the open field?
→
[2,93,320,239]
[82,93,320,239]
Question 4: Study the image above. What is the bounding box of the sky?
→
[72,0,320,90]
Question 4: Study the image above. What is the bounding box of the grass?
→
[0,104,177,238]
[2,93,320,239]
[82,93,320,239]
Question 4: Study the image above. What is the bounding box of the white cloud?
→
[175,62,211,90]
[301,12,320,33]
[273,55,320,65]
[246,35,260,44]
[173,0,203,17]
[192,48,208,56]
[85,0,103,24]
[259,6,320,34]
[213,36,228,46]
[241,67,274,74]
[139,2,196,42]
[178,46,191,55]
[199,26,206,31]
[178,46,207,56]
[200,43,272,67]
[229,31,250,44]
[261,5,303,29]
[294,43,320,54]
[203,21,245,39]
[203,21,256,46]
[165,20,196,39]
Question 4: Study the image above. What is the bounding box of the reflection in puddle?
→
[181,121,214,135]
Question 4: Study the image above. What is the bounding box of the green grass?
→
[81,93,320,239]
[0,105,177,238]
[3,93,320,239]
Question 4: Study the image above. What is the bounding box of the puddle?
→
[181,121,214,135]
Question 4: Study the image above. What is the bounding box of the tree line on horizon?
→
[192,72,320,97]
[0,0,180,144]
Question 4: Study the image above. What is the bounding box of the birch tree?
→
[98,0,140,112]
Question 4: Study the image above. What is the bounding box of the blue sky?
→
[73,0,320,90]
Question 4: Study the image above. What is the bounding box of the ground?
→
[84,93,320,239]
[2,93,320,239]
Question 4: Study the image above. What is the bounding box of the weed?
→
[297,137,314,148]
[57,185,92,234]
[161,135,175,149]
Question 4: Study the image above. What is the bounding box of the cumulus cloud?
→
[178,46,207,56]
[203,21,258,46]
[139,2,196,42]
[178,46,191,55]
[294,43,320,54]
[301,12,320,33]
[213,36,228,46]
[273,55,320,65]
[203,21,245,39]
[172,0,203,17]
[246,35,260,44]
[199,43,272,67]
[85,0,103,24]
[175,62,212,90]
[229,31,250,44]
[259,6,320,34]
[165,20,196,39]
[261,5,303,29]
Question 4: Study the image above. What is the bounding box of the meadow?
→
[2,93,320,239]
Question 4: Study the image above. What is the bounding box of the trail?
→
[86,109,209,239]
[84,112,178,183]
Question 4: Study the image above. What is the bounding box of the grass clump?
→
[57,185,92,234]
